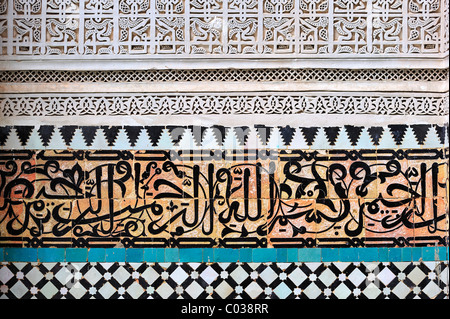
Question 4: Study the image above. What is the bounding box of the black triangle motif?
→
[37,126,55,147]
[324,127,341,146]
[279,125,296,146]
[59,126,77,146]
[167,126,186,146]
[145,126,165,146]
[300,127,319,146]
[344,125,363,146]
[0,126,11,146]
[124,126,143,147]
[433,124,446,145]
[15,126,34,146]
[388,125,408,145]
[190,126,208,147]
[255,125,272,145]
[81,126,98,147]
[211,125,226,146]
[101,126,120,146]
[410,124,430,145]
[234,126,250,146]
[367,127,384,146]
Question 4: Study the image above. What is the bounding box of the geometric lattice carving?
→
[0,0,447,58]
[1,93,448,116]
[0,68,448,83]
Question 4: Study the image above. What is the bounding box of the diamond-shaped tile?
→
[126,281,145,299]
[362,283,382,299]
[54,266,73,286]
[215,281,233,298]
[200,266,218,285]
[333,283,352,299]
[40,281,58,299]
[26,267,44,286]
[407,267,427,286]
[230,266,250,285]
[347,267,366,287]
[377,267,396,286]
[318,268,336,287]
[112,266,131,285]
[288,267,307,286]
[259,267,278,285]
[156,282,174,299]
[98,282,116,299]
[185,281,204,298]
[141,266,160,285]
[68,284,87,299]
[0,266,14,284]
[244,281,264,299]
[303,283,321,298]
[170,267,189,286]
[84,267,103,286]
[273,282,291,299]
[423,281,441,299]
[9,281,28,298]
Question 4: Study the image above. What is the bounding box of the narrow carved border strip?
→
[1,93,448,116]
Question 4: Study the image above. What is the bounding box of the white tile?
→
[155,282,174,299]
[333,283,352,299]
[362,283,382,299]
[0,266,14,284]
[84,267,102,286]
[112,266,131,285]
[170,267,189,285]
[407,267,427,286]
[9,281,28,298]
[303,282,321,298]
[377,267,396,286]
[259,267,277,285]
[229,266,249,284]
[423,281,441,299]
[185,281,203,298]
[288,267,307,286]
[200,266,218,285]
[244,281,264,299]
[318,268,336,287]
[98,282,116,299]
[273,282,291,299]
[214,281,233,298]
[40,282,58,299]
[26,267,44,286]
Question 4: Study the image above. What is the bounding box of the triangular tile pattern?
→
[1,124,448,150]
[0,262,447,299]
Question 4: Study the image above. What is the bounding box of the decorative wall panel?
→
[1,93,448,116]
[0,261,448,299]
[0,147,448,248]
[0,0,448,300]
[0,0,447,59]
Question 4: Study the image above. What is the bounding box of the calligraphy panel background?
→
[0,145,448,248]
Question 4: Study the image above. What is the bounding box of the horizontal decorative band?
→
[1,148,448,248]
[0,261,448,299]
[0,0,447,61]
[1,247,448,263]
[0,124,448,150]
[1,68,448,83]
[0,93,448,117]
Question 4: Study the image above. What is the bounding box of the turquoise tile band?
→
[1,247,448,263]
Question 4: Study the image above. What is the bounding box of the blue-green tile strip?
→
[1,247,448,263]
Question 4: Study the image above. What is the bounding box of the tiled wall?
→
[1,261,448,299]
[0,146,448,248]
[0,0,449,300]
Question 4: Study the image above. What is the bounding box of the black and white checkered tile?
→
[0,262,448,299]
